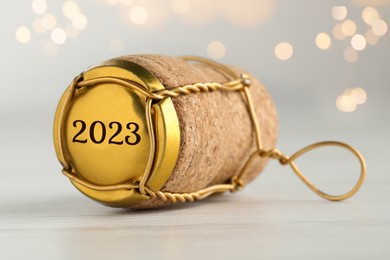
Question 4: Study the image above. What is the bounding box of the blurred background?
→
[1,0,389,206]
[1,1,390,258]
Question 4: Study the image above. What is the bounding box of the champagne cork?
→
[54,55,278,208]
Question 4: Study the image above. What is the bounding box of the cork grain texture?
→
[120,55,278,208]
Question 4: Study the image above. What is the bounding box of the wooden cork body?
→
[119,55,278,208]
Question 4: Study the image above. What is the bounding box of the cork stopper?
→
[119,55,278,208]
[54,54,278,209]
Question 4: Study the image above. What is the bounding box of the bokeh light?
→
[333,24,347,40]
[316,32,331,50]
[18,0,390,76]
[15,26,32,44]
[336,95,357,112]
[274,42,293,61]
[332,6,348,21]
[33,18,46,34]
[106,0,120,5]
[343,88,353,96]
[27,0,88,46]
[351,0,390,5]
[351,34,367,51]
[136,0,168,28]
[65,24,80,38]
[32,0,47,15]
[362,7,380,25]
[351,87,367,104]
[343,46,359,63]
[129,6,148,25]
[72,13,88,30]
[207,41,226,60]
[365,29,379,45]
[63,1,80,19]
[51,28,67,44]
[171,0,190,14]
[41,13,57,30]
[336,87,367,112]
[179,0,219,25]
[372,19,388,36]
[341,19,357,36]
[224,0,275,28]
[120,0,133,5]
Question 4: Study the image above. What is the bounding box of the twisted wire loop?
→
[56,74,83,172]
[60,56,366,204]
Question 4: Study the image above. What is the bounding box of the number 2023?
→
[72,120,141,145]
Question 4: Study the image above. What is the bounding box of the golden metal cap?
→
[53,59,180,207]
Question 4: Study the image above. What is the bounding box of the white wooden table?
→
[1,115,388,260]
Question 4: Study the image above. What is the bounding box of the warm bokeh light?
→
[343,88,353,96]
[351,0,390,5]
[224,0,275,28]
[51,28,67,44]
[372,19,388,36]
[179,0,219,25]
[336,95,357,112]
[333,24,347,40]
[332,6,348,21]
[120,0,133,5]
[33,18,46,34]
[15,26,31,44]
[336,87,367,112]
[28,1,88,45]
[129,6,148,24]
[41,13,57,30]
[344,46,359,63]
[315,32,331,50]
[207,41,226,60]
[362,7,380,25]
[351,34,367,51]
[19,0,389,71]
[350,87,367,104]
[106,0,119,5]
[43,40,59,56]
[72,13,88,30]
[63,1,80,19]
[341,19,357,36]
[171,0,190,14]
[135,1,168,28]
[365,29,379,45]
[65,24,80,38]
[32,0,47,15]
[274,42,293,61]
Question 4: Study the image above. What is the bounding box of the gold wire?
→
[58,56,367,203]
[243,86,263,151]
[284,141,366,201]
[138,98,156,195]
[56,74,82,171]
[63,169,138,191]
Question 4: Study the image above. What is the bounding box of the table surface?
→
[1,116,389,260]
